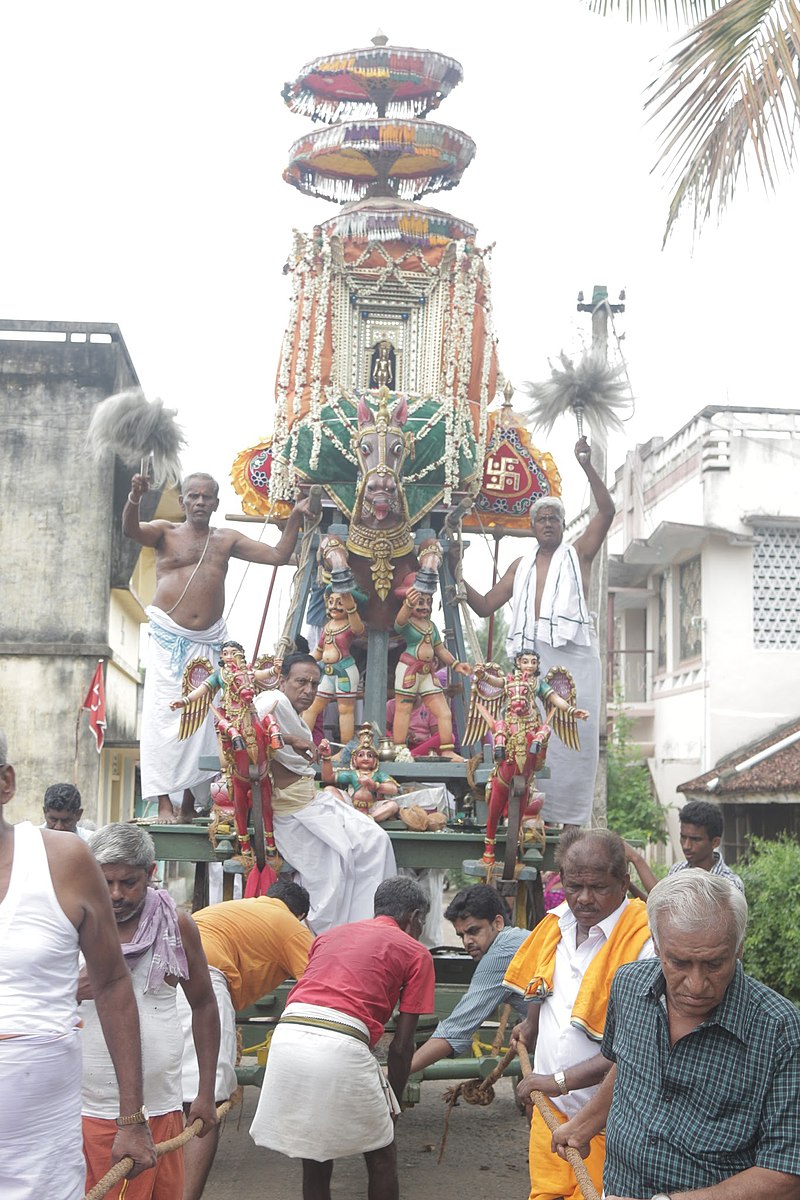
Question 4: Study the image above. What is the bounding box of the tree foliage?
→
[474,613,513,674]
[587,0,800,241]
[739,835,800,1003]
[607,705,668,843]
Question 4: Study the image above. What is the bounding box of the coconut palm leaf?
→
[650,0,800,240]
[586,0,800,239]
[586,1,725,18]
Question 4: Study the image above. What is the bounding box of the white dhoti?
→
[532,635,600,826]
[140,606,226,797]
[178,966,238,1104]
[272,782,397,934]
[0,1029,84,1200]
[507,544,600,827]
[250,1002,399,1160]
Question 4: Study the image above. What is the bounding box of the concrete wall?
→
[607,407,800,864]
[0,322,140,822]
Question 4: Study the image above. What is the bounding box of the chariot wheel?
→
[503,774,525,880]
[249,764,267,872]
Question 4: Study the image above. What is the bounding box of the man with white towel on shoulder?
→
[458,437,614,829]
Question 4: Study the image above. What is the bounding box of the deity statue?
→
[319,724,400,822]
[466,650,589,866]
[392,570,472,760]
[369,336,395,389]
[172,639,283,893]
[302,535,366,745]
[303,587,366,744]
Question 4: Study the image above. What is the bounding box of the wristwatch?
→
[116,1105,149,1126]
[651,1193,672,1200]
[553,1070,569,1095]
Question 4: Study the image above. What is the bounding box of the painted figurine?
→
[319,725,400,822]
[392,574,472,760]
[466,650,589,865]
[302,586,365,745]
[172,639,282,894]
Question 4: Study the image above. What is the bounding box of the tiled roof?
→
[678,716,800,796]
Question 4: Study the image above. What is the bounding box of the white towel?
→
[507,543,593,656]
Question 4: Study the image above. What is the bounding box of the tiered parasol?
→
[282,32,475,205]
[283,38,463,121]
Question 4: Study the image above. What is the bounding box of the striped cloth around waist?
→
[279,1012,370,1045]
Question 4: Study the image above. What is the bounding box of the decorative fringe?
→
[86,389,185,488]
[283,47,463,124]
[321,207,476,247]
[284,120,475,205]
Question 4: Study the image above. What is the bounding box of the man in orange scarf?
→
[507,829,654,1200]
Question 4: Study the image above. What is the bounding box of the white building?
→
[603,405,800,861]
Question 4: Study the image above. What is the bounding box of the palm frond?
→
[519,352,633,438]
[648,0,800,239]
[585,1,725,20]
[87,388,186,488]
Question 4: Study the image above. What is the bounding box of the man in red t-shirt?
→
[249,876,435,1199]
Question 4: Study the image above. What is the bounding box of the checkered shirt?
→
[601,958,800,1196]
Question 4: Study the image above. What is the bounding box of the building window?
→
[656,573,667,671]
[752,525,800,649]
[679,557,702,661]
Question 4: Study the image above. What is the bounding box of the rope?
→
[443,506,483,665]
[274,492,323,662]
[438,1044,517,1162]
[82,1093,241,1200]
[438,1044,601,1200]
[165,530,211,617]
[490,1003,512,1056]
[517,1046,601,1200]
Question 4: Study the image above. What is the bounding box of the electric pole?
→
[576,284,625,829]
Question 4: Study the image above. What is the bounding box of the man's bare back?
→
[123,472,309,631]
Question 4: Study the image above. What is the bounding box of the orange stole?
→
[503,900,651,1040]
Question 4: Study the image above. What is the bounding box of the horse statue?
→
[343,388,421,627]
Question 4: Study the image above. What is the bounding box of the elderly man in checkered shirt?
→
[552,871,800,1200]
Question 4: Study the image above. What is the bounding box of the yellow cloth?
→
[193,897,313,1012]
[272,775,317,814]
[528,1097,605,1200]
[504,899,651,1040]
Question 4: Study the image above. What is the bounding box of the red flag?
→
[82,660,107,753]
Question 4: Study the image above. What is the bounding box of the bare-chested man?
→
[0,726,156,1200]
[124,471,309,821]
[460,438,614,827]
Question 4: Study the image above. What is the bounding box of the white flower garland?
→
[270,230,308,501]
[309,233,332,471]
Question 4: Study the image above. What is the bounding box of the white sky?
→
[4,1,799,648]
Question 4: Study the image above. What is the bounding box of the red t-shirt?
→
[286,915,435,1046]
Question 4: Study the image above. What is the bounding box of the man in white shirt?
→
[255,654,396,932]
[42,783,94,841]
[507,829,655,1200]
